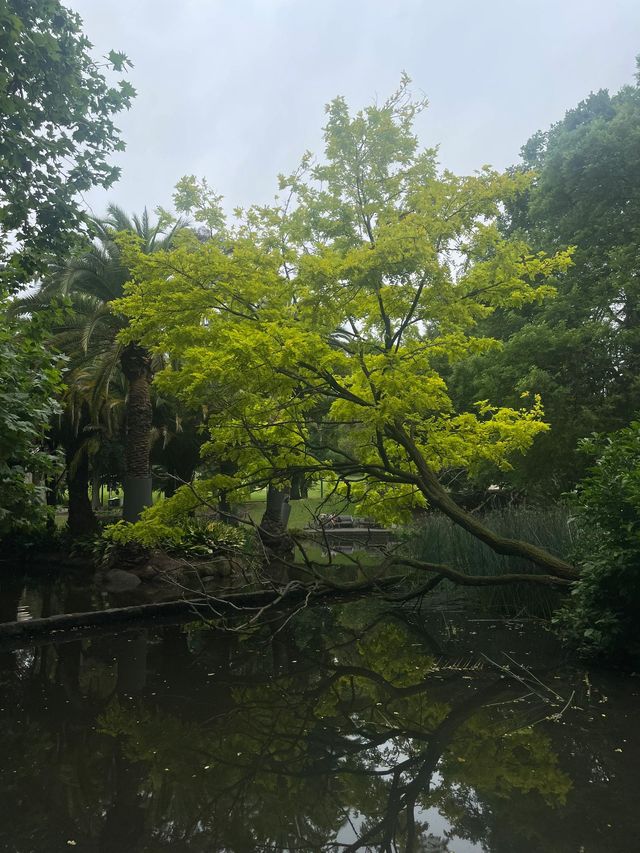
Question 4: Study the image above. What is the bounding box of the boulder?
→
[148,550,183,574]
[103,569,142,593]
[130,563,160,581]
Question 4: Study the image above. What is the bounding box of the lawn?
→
[55,483,354,534]
[237,484,352,530]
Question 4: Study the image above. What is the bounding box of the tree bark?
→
[66,441,98,538]
[120,342,154,522]
[91,466,101,511]
[163,476,177,498]
[260,484,293,546]
[389,424,579,581]
[290,470,309,500]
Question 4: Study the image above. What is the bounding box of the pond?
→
[0,577,638,852]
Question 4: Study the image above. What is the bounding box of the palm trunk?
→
[67,444,99,537]
[121,343,153,523]
[91,467,101,511]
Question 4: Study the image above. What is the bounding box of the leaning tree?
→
[116,78,578,585]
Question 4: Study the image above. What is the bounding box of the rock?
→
[164,558,236,591]
[172,566,200,587]
[148,550,183,573]
[130,563,160,581]
[104,541,149,570]
[103,569,142,592]
[198,556,234,578]
[128,551,182,581]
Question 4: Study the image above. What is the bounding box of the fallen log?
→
[0,597,217,642]
[0,577,404,647]
[0,554,571,650]
[0,602,215,650]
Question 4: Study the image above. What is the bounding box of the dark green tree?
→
[556,421,640,660]
[454,59,640,495]
[0,302,63,537]
[0,0,136,290]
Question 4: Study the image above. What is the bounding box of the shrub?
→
[555,422,640,660]
[99,482,245,560]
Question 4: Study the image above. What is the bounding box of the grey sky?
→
[70,0,640,219]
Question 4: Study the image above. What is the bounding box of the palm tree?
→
[15,205,185,526]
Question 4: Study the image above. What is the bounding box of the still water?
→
[0,580,638,852]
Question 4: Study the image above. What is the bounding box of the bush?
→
[99,482,245,560]
[0,309,63,538]
[555,422,640,660]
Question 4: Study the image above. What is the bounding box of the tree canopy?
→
[0,300,63,536]
[114,78,576,580]
[0,0,135,290]
[454,59,640,494]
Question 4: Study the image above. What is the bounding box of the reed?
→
[403,505,578,616]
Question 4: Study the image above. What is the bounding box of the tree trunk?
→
[45,475,60,533]
[260,485,292,544]
[290,470,309,500]
[163,475,177,498]
[91,466,101,511]
[66,443,98,538]
[0,578,407,645]
[219,490,233,524]
[121,342,154,523]
[389,424,579,581]
[259,484,294,581]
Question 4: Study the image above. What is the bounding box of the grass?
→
[237,483,353,530]
[237,485,386,574]
[55,484,351,532]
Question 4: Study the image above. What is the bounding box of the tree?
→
[13,206,185,525]
[0,0,135,290]
[55,401,101,538]
[556,421,640,659]
[454,60,640,495]
[0,301,63,538]
[115,79,577,584]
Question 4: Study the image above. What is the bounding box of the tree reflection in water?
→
[0,599,636,852]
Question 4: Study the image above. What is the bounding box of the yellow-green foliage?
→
[112,79,573,522]
[102,482,245,554]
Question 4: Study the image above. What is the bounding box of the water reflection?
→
[0,600,638,852]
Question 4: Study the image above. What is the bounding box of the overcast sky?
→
[70,0,640,219]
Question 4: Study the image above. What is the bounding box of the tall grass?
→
[403,505,578,616]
